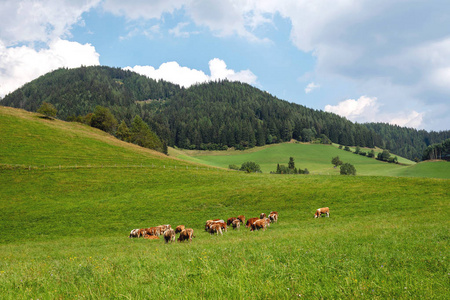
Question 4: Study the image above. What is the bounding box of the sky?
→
[0,0,449,132]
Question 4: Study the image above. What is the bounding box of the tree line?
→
[2,66,449,159]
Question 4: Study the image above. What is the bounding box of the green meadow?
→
[170,143,450,179]
[1,106,449,299]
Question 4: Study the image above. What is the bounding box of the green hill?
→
[3,66,449,161]
[0,106,449,298]
[170,143,449,179]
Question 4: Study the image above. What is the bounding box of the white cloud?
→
[0,39,100,97]
[325,96,425,128]
[125,58,257,88]
[305,82,320,94]
[0,0,100,46]
[102,0,184,20]
[325,96,380,122]
[169,22,192,38]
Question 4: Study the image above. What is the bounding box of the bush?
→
[368,150,375,158]
[229,164,239,170]
[359,151,367,156]
[340,163,356,175]
[37,102,57,118]
[240,162,261,173]
[331,156,343,167]
[344,146,351,151]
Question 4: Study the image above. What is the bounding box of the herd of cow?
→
[129,207,329,243]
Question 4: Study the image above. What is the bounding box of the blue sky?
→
[1,0,449,131]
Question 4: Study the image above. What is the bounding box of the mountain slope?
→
[2,66,449,161]
[0,106,186,168]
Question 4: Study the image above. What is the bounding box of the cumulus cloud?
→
[325,96,380,122]
[0,39,100,97]
[125,58,257,88]
[0,0,100,46]
[325,96,424,128]
[305,82,320,94]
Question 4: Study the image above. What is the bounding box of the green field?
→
[1,106,449,299]
[170,143,450,179]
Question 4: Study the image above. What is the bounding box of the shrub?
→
[229,164,239,170]
[240,161,261,173]
[331,156,343,167]
[37,102,57,118]
[344,146,351,151]
[340,163,356,175]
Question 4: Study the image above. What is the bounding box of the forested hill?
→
[2,66,449,160]
[1,66,180,120]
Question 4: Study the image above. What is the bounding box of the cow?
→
[246,217,259,228]
[164,229,176,243]
[144,235,159,240]
[314,207,330,218]
[209,223,223,235]
[129,229,141,238]
[270,211,278,216]
[237,215,245,224]
[265,218,271,227]
[260,213,266,219]
[160,224,172,232]
[144,227,160,236]
[178,228,195,242]
[227,217,237,226]
[251,219,267,231]
[269,213,278,223]
[218,221,227,232]
[232,219,241,229]
[205,219,225,231]
[175,225,185,234]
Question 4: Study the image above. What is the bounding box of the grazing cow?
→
[227,217,237,226]
[232,219,241,229]
[246,217,259,228]
[314,207,330,218]
[144,235,159,240]
[269,213,278,223]
[251,219,267,231]
[175,225,185,234]
[237,215,245,224]
[265,218,271,227]
[178,228,195,242]
[205,219,225,231]
[218,221,227,232]
[260,213,266,219]
[129,229,141,238]
[270,211,278,215]
[164,229,176,243]
[209,223,223,235]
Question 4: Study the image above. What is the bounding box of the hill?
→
[0,106,449,298]
[2,66,449,160]
[170,143,450,179]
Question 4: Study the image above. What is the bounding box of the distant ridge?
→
[2,66,449,160]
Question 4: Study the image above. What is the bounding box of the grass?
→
[170,143,450,179]
[1,106,449,298]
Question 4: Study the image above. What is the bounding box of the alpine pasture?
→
[1,106,449,299]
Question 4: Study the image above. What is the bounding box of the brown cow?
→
[232,219,241,229]
[251,219,267,231]
[144,235,159,240]
[314,207,330,218]
[269,213,278,223]
[246,217,259,228]
[209,223,223,235]
[205,219,225,231]
[175,225,185,234]
[260,213,266,219]
[129,229,141,238]
[227,217,237,226]
[178,228,195,242]
[237,215,245,224]
[164,229,176,243]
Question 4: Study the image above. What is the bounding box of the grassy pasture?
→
[1,106,449,298]
[171,143,450,179]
